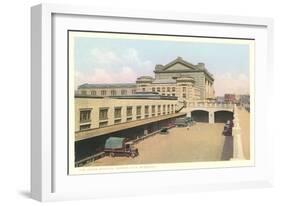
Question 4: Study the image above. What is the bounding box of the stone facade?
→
[137,57,215,101]
[75,95,178,132]
[77,83,137,97]
[77,57,215,102]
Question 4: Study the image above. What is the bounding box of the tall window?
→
[171,105,174,113]
[136,106,142,119]
[157,87,160,92]
[111,90,116,96]
[167,105,170,114]
[182,87,186,92]
[126,106,133,121]
[114,107,122,119]
[158,105,161,115]
[152,87,155,92]
[126,106,133,117]
[182,94,186,98]
[132,89,136,94]
[162,87,165,92]
[167,87,170,92]
[90,90,96,96]
[99,108,108,121]
[121,90,127,95]
[80,109,91,123]
[151,105,156,116]
[163,105,166,115]
[145,105,149,118]
[172,87,175,92]
[101,90,106,96]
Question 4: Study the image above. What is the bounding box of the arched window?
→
[111,90,116,96]
[121,90,127,95]
[101,90,107,96]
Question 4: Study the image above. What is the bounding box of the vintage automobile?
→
[185,117,195,126]
[175,117,189,127]
[222,120,234,136]
[175,117,195,127]
[160,127,169,134]
[226,120,234,127]
[104,137,139,158]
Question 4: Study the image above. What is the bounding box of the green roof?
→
[104,137,126,149]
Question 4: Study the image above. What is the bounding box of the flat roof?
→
[78,83,137,89]
[75,112,186,141]
[75,93,178,100]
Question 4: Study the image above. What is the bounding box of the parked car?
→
[175,118,189,127]
[185,117,195,125]
[222,124,232,136]
[226,120,234,127]
[104,137,139,158]
[160,127,169,134]
[222,120,234,136]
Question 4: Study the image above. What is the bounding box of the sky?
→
[74,33,251,96]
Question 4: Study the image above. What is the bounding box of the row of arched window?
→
[80,89,136,96]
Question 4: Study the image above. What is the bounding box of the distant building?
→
[237,94,250,105]
[77,57,215,102]
[216,96,225,103]
[224,94,236,103]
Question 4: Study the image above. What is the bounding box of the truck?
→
[104,137,139,158]
[175,117,195,127]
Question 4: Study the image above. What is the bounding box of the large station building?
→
[74,57,215,164]
[77,57,215,101]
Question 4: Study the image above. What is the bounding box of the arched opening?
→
[191,110,209,123]
[214,111,233,123]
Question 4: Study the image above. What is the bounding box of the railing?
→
[186,101,234,109]
[175,104,185,112]
[231,104,245,160]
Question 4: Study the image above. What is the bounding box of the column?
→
[209,111,214,124]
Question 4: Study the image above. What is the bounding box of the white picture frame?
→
[31,3,274,202]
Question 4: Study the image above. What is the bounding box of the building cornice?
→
[154,70,214,81]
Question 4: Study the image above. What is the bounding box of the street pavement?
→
[86,123,227,166]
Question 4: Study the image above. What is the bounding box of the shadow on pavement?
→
[221,136,233,160]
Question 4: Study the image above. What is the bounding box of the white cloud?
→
[75,48,153,88]
[214,72,249,96]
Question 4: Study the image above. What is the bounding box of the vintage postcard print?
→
[68,31,254,174]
